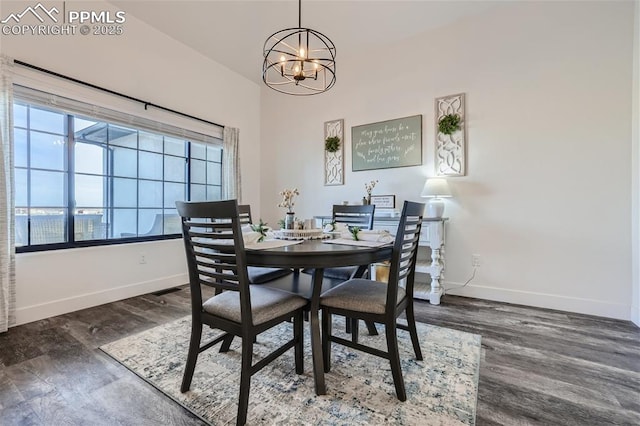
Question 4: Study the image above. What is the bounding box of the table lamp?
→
[420,178,452,218]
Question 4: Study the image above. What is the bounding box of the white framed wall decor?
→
[435,93,466,176]
[324,119,344,185]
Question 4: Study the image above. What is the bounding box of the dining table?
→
[245,238,393,395]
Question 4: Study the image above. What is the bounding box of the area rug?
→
[100,316,481,425]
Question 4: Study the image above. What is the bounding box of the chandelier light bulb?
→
[299,48,305,58]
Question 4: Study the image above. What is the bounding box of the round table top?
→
[245,239,392,269]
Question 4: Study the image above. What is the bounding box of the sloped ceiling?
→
[109,1,498,83]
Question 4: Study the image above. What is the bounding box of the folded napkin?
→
[242,223,272,244]
[340,228,394,243]
[243,231,263,245]
[323,222,342,233]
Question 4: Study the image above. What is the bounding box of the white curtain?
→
[222,127,241,202]
[0,55,15,333]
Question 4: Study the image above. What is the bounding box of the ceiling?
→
[109,1,498,84]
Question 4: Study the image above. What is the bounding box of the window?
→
[15,100,223,251]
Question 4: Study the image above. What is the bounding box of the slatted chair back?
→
[238,204,252,225]
[333,204,375,230]
[175,200,253,324]
[235,204,294,285]
[385,201,424,313]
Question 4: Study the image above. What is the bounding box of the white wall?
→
[632,0,640,326]
[260,2,635,319]
[1,1,262,325]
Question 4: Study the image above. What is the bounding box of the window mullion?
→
[186,142,191,201]
[26,106,31,246]
[67,114,75,243]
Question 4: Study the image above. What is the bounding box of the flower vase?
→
[284,212,295,230]
[367,195,371,205]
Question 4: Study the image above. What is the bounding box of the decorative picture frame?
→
[351,115,422,171]
[324,119,344,185]
[370,195,396,209]
[435,93,466,176]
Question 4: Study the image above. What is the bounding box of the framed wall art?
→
[351,115,422,171]
[435,93,466,176]
[370,195,396,209]
[324,119,344,185]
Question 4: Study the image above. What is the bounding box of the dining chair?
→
[176,200,307,426]
[301,204,377,334]
[238,204,294,284]
[320,201,425,401]
[321,204,376,280]
[304,204,378,335]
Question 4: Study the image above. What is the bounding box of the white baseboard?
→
[14,276,637,326]
[444,281,631,321]
[14,274,188,326]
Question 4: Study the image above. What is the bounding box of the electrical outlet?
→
[139,253,147,264]
[471,254,481,267]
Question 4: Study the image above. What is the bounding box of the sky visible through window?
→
[14,102,222,248]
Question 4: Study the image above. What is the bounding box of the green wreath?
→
[325,136,341,153]
[438,114,461,135]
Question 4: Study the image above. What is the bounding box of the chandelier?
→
[262,0,336,95]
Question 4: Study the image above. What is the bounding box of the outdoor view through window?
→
[14,101,223,250]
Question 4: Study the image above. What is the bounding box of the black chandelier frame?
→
[262,0,336,96]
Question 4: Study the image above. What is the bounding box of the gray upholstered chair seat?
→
[320,279,406,314]
[203,286,307,325]
[248,266,293,284]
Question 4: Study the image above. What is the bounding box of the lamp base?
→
[427,198,445,218]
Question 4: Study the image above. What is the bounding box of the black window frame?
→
[14,101,223,253]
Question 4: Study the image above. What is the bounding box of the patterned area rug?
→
[101,316,481,425]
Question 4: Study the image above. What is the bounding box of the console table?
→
[314,215,448,304]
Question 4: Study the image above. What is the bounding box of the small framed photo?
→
[370,195,395,209]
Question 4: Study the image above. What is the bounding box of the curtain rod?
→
[13,59,224,129]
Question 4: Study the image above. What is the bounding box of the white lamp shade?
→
[421,178,452,198]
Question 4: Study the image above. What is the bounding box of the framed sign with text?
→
[352,115,422,171]
[370,195,395,209]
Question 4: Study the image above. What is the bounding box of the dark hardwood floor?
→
[0,287,638,425]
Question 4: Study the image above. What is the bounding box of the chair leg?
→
[365,320,379,336]
[220,334,234,353]
[405,303,423,361]
[351,318,359,344]
[322,309,332,373]
[345,316,352,334]
[294,311,304,374]
[386,322,407,401]
[237,335,254,426]
[181,320,202,392]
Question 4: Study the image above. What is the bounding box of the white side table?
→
[313,215,448,305]
[370,217,448,305]
[414,218,447,305]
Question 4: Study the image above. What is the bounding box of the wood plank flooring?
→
[0,287,638,425]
